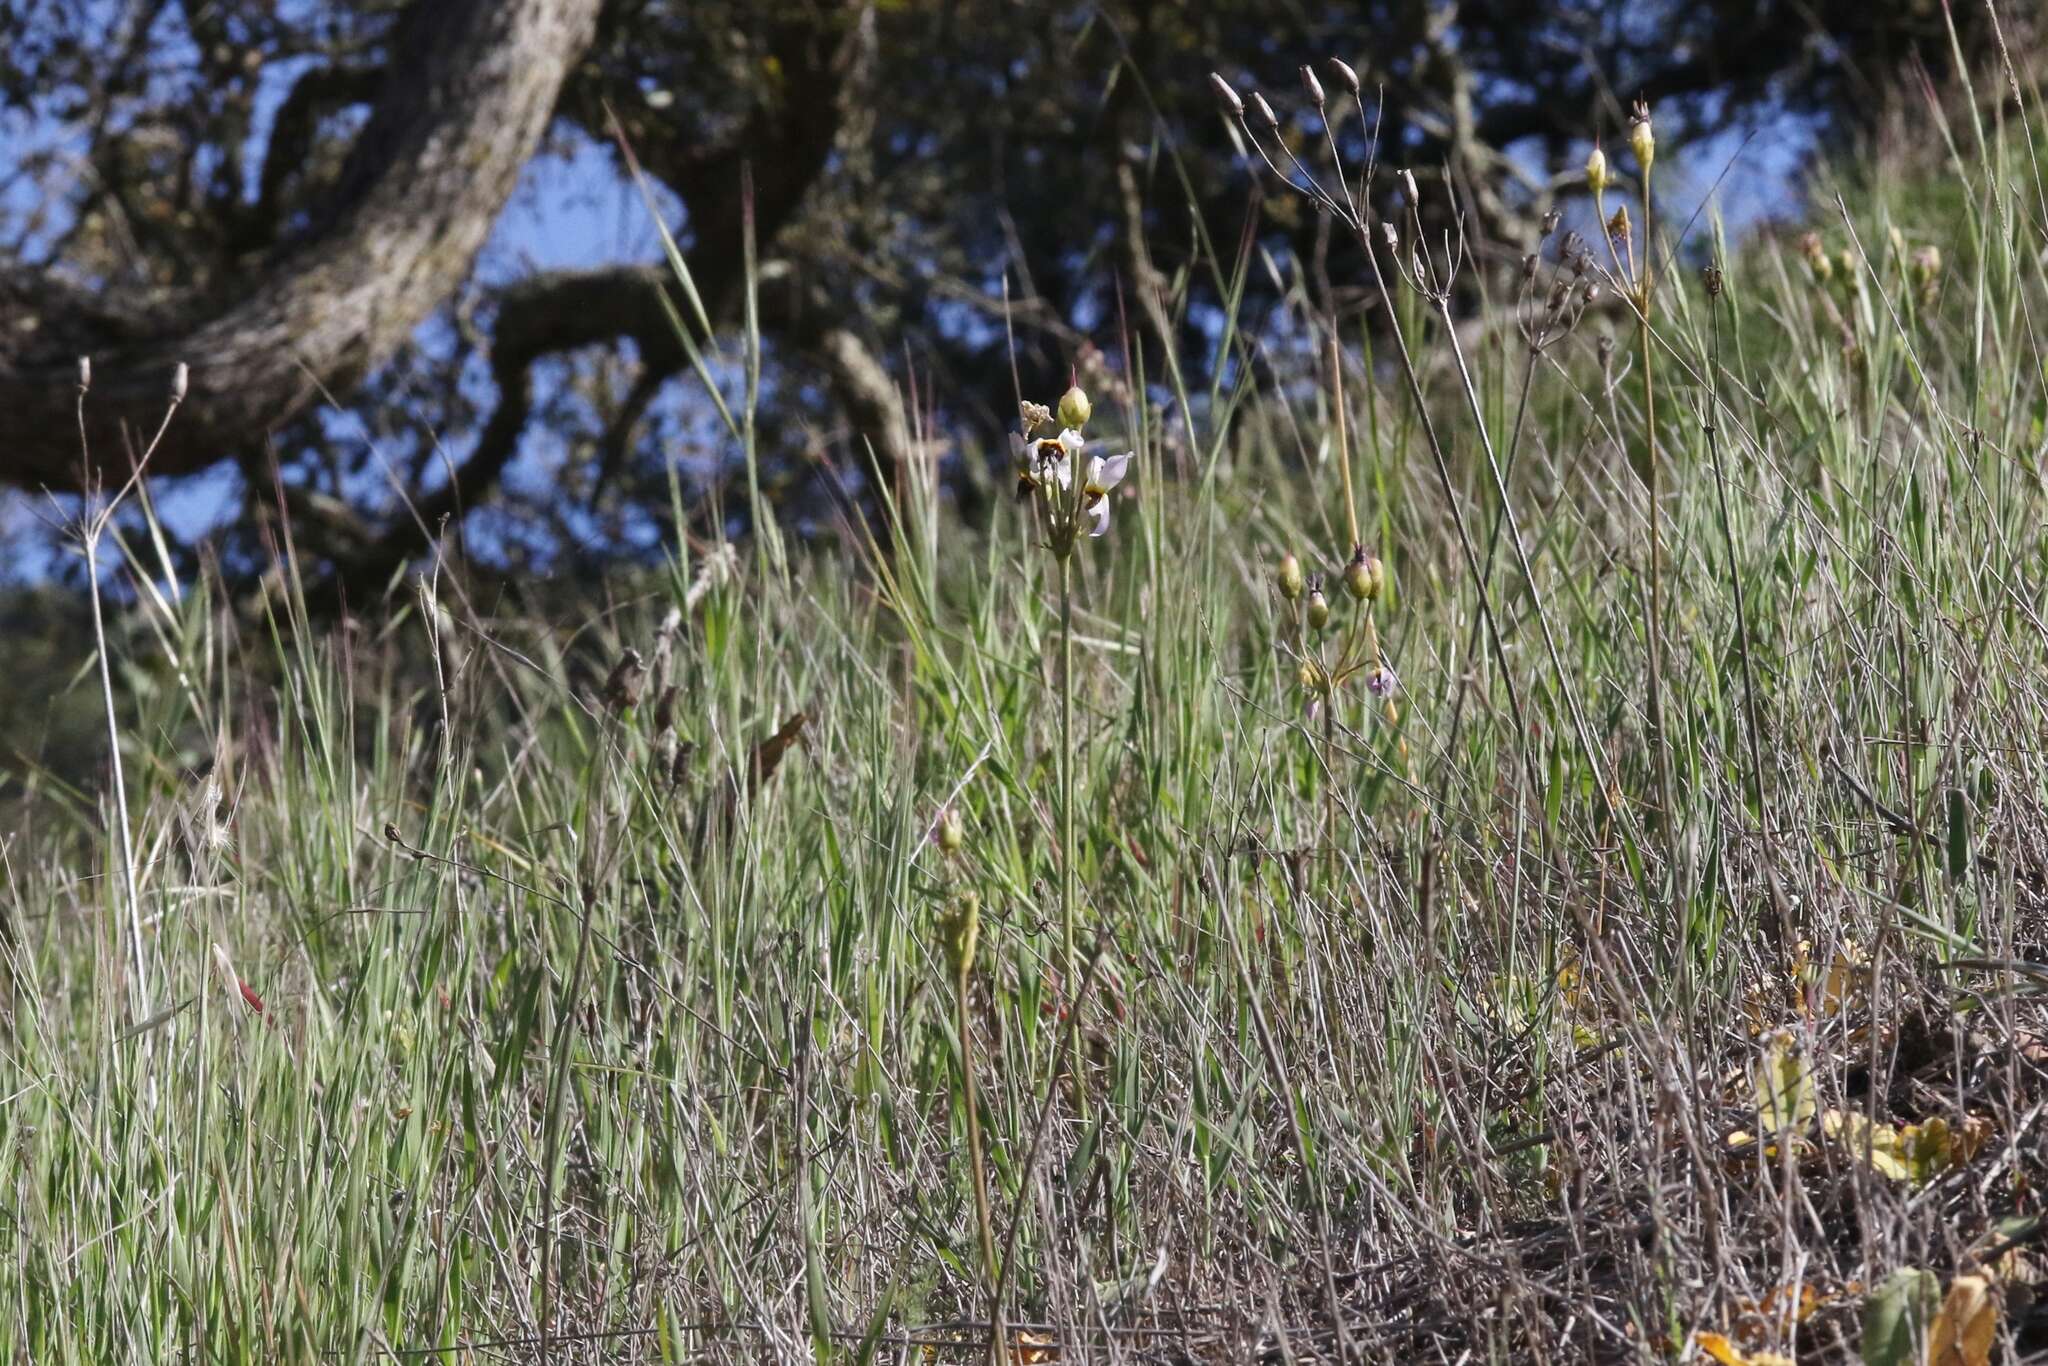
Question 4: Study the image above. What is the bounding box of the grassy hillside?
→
[7,69,2048,1364]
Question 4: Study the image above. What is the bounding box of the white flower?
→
[1046,428,1086,488]
[1016,428,1085,491]
[1082,451,1132,537]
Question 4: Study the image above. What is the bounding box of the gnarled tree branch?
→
[0,0,603,490]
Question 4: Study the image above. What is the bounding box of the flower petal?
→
[1096,452,1133,490]
[1088,499,1112,537]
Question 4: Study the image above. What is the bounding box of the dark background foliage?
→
[0,0,1985,595]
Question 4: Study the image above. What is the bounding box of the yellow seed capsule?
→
[1305,588,1330,631]
[1585,145,1610,197]
[1057,384,1092,430]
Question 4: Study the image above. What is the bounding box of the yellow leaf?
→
[1823,1109,1912,1181]
[1697,1331,1750,1364]
[1898,1118,1955,1184]
[1754,1030,1816,1135]
[1695,1332,1794,1366]
[1927,1274,1999,1366]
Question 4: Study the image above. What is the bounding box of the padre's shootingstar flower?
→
[1365,663,1398,700]
[1013,397,1132,546]
[1074,448,1133,538]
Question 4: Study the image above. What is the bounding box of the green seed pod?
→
[1342,547,1384,602]
[1057,384,1092,430]
[1278,552,1304,601]
[1305,588,1330,631]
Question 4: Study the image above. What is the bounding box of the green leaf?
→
[1862,1267,1940,1366]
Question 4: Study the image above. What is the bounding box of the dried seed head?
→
[653,683,678,737]
[602,647,646,712]
[1581,280,1600,306]
[1278,551,1304,601]
[1585,144,1610,197]
[1561,230,1585,264]
[1398,168,1419,205]
[1701,264,1725,300]
[1329,58,1361,96]
[1523,252,1540,283]
[1249,91,1279,128]
[1208,72,1244,117]
[1540,208,1563,239]
[1019,399,1052,432]
[169,362,189,404]
[1547,279,1570,314]
[76,356,90,392]
[1605,203,1631,249]
[1299,64,1325,109]
[1380,220,1399,253]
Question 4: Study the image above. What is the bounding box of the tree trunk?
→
[0,0,602,490]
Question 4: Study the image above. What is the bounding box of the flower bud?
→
[1585,144,1610,197]
[1628,99,1654,173]
[1305,587,1330,631]
[1299,65,1325,109]
[76,356,91,392]
[1398,168,1419,206]
[1057,384,1091,430]
[1277,552,1304,601]
[1342,546,1384,601]
[1249,92,1279,129]
[1208,72,1244,117]
[1329,58,1361,96]
[170,362,189,404]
